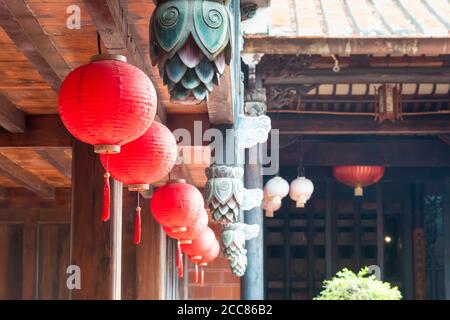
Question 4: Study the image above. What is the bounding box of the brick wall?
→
[188,224,241,300]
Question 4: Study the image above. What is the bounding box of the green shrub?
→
[315,267,402,300]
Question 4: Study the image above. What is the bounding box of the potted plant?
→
[315,267,402,300]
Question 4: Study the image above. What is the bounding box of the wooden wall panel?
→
[0,224,23,299]
[37,224,70,300]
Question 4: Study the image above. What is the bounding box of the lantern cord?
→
[200,267,204,287]
[134,204,141,245]
[97,32,102,55]
[101,155,111,222]
[195,263,199,283]
[176,239,184,278]
[297,138,305,177]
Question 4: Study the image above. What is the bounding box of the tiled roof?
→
[243,0,449,37]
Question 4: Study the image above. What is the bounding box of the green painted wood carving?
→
[150,0,231,104]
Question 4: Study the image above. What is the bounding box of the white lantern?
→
[264,176,289,207]
[262,199,281,218]
[289,176,314,208]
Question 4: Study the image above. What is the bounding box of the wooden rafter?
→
[438,135,450,146]
[0,0,70,92]
[0,153,54,199]
[0,93,25,133]
[83,0,167,124]
[35,148,72,179]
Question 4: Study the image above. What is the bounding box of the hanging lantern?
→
[333,166,385,196]
[59,54,158,222]
[150,0,231,104]
[164,210,208,278]
[151,180,206,276]
[375,84,403,123]
[262,199,281,218]
[195,240,220,287]
[289,176,314,208]
[181,227,216,283]
[264,176,289,207]
[100,122,177,244]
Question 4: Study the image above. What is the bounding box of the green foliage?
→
[315,267,402,300]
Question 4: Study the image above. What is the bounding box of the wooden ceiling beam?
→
[438,135,450,146]
[0,0,70,92]
[279,139,450,167]
[83,0,167,124]
[0,93,25,133]
[244,37,450,56]
[264,67,450,85]
[0,115,71,148]
[0,153,54,199]
[272,114,450,135]
[35,148,72,179]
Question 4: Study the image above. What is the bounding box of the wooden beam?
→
[439,135,450,146]
[0,0,70,91]
[0,115,71,148]
[83,0,167,124]
[280,139,450,167]
[0,94,25,133]
[244,36,450,56]
[264,67,450,84]
[208,67,234,124]
[35,148,72,179]
[272,114,450,135]
[0,154,54,199]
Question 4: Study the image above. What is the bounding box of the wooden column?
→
[402,193,414,300]
[444,178,450,299]
[243,146,264,300]
[325,181,336,279]
[376,183,384,280]
[70,140,122,300]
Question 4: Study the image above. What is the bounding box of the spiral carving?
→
[159,6,179,28]
[203,6,223,29]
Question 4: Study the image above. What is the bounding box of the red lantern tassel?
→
[134,207,141,245]
[200,267,204,287]
[195,263,199,283]
[101,172,111,222]
[176,240,184,278]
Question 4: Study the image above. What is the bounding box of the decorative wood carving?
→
[240,3,257,21]
[150,0,232,104]
[375,84,403,123]
[205,165,244,224]
[222,224,248,277]
[413,228,426,300]
[259,55,317,78]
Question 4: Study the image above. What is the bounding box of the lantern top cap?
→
[168,179,186,184]
[90,54,127,63]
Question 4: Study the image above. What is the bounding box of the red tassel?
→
[134,207,141,245]
[195,263,199,283]
[101,172,110,222]
[200,267,204,287]
[177,240,184,278]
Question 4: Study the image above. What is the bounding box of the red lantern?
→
[180,227,216,283]
[100,122,177,244]
[151,180,205,228]
[59,55,157,151]
[59,54,157,222]
[151,180,206,276]
[333,166,385,196]
[192,240,220,287]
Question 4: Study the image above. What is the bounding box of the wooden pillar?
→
[243,146,264,300]
[376,183,384,280]
[412,181,426,300]
[444,177,450,299]
[325,181,336,278]
[70,140,122,300]
[402,193,414,300]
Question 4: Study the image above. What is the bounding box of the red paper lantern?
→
[100,122,177,244]
[193,240,220,287]
[151,180,206,277]
[59,54,157,153]
[180,227,216,283]
[164,210,208,278]
[100,121,177,191]
[59,54,158,223]
[333,166,385,196]
[151,180,205,229]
